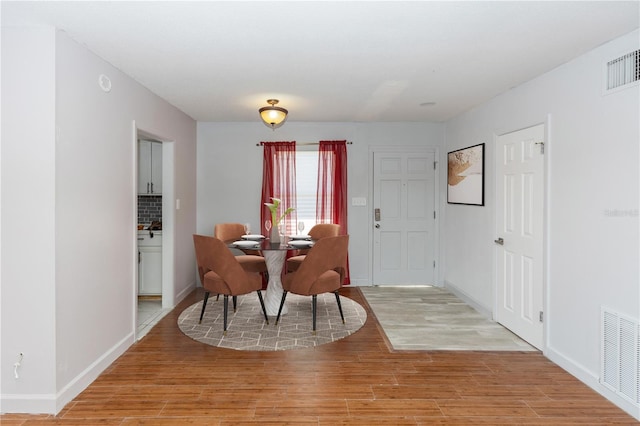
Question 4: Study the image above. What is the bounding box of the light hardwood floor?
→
[2,287,636,425]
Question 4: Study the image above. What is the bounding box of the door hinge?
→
[433,260,436,268]
[433,161,437,170]
[433,211,436,219]
[539,311,544,323]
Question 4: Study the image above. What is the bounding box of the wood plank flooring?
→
[2,287,637,425]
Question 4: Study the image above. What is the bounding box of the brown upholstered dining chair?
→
[214,223,266,273]
[276,235,349,334]
[193,235,269,333]
[286,223,340,272]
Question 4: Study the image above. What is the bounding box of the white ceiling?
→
[3,1,639,123]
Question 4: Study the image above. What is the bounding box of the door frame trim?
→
[493,119,550,351]
[132,121,176,340]
[368,145,440,286]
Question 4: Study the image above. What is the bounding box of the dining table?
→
[227,235,314,316]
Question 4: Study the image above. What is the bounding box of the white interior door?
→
[495,124,545,349]
[373,149,437,285]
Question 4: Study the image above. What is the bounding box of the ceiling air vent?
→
[606,49,640,92]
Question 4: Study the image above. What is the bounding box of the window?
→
[295,150,318,233]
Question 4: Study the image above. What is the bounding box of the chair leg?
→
[233,295,237,312]
[223,295,229,335]
[275,291,288,325]
[256,290,269,324]
[199,291,210,324]
[312,295,317,335]
[334,290,345,324]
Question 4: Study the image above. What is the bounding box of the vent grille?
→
[606,49,640,91]
[601,307,639,406]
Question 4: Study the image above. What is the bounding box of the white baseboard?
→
[1,332,134,415]
[348,279,370,287]
[546,345,640,420]
[0,392,57,415]
[443,280,492,319]
[175,280,196,306]
[55,332,134,414]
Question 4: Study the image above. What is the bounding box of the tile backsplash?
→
[138,195,162,225]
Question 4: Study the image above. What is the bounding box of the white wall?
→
[1,26,57,413]
[444,30,639,417]
[1,28,197,414]
[197,121,444,286]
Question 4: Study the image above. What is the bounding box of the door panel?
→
[407,231,428,269]
[373,150,436,285]
[380,232,401,270]
[496,124,544,349]
[381,179,401,218]
[407,180,428,218]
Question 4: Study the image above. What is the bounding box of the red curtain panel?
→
[317,140,350,284]
[260,142,297,237]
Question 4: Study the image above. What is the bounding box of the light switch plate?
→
[351,197,367,206]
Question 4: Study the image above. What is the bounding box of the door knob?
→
[375,224,381,229]
[494,237,504,245]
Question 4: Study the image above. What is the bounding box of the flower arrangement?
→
[264,197,294,227]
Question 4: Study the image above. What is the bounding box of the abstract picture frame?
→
[447,143,485,206]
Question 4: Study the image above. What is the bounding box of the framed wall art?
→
[447,143,485,206]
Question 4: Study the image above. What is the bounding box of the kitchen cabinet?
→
[138,140,162,195]
[138,231,162,295]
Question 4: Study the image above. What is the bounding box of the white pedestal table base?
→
[262,250,288,316]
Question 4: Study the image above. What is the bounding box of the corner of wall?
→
[443,280,493,319]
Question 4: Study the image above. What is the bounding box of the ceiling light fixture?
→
[259,99,288,130]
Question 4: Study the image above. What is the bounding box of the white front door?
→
[373,149,437,285]
[495,124,545,349]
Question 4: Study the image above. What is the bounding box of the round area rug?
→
[178,292,367,351]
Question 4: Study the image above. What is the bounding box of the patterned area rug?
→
[178,292,367,351]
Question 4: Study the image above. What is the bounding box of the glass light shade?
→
[259,103,288,129]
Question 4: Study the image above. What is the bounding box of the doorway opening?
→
[134,124,175,340]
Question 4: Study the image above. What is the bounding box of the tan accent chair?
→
[193,235,269,333]
[214,222,266,273]
[276,235,349,334]
[286,223,340,272]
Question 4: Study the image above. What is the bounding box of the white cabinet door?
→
[150,142,162,194]
[139,246,162,295]
[138,140,162,195]
[138,141,152,194]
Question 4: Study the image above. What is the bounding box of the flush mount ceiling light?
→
[259,99,288,130]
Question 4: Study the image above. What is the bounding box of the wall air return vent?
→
[605,49,640,92]
[601,307,639,408]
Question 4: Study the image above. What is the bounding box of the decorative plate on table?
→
[242,234,265,240]
[289,234,310,240]
[289,240,314,248]
[233,240,261,248]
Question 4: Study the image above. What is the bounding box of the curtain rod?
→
[256,141,353,146]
